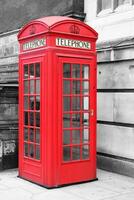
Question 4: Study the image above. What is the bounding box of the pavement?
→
[0,169,134,200]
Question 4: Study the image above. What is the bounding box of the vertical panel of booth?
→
[18,16,98,188]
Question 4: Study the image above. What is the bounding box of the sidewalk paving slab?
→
[0,168,134,200]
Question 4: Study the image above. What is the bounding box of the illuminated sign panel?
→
[23,38,46,51]
[56,38,91,49]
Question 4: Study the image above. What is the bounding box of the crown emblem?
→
[69,25,80,34]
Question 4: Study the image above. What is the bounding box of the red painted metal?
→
[18,16,98,188]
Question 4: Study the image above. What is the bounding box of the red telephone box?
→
[18,16,98,188]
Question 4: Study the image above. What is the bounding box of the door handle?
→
[90,109,94,116]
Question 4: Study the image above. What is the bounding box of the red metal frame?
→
[18,16,98,188]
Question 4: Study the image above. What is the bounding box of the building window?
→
[97,0,134,16]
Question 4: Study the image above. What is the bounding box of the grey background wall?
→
[0,0,73,33]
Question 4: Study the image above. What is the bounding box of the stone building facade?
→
[85,0,134,177]
[0,0,85,170]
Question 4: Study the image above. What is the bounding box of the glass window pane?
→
[29,128,34,142]
[82,129,89,143]
[72,80,80,94]
[102,0,111,10]
[29,63,34,77]
[35,145,40,160]
[36,112,40,127]
[72,64,80,78]
[35,129,40,144]
[63,63,71,78]
[82,113,89,127]
[36,96,40,110]
[30,112,34,126]
[35,63,40,77]
[82,65,89,79]
[82,81,89,95]
[24,80,28,94]
[72,113,80,127]
[63,114,71,128]
[24,96,28,110]
[30,96,34,110]
[29,144,34,158]
[63,146,71,161]
[24,64,28,78]
[72,130,80,144]
[63,97,70,111]
[24,112,28,125]
[63,130,71,145]
[63,80,70,94]
[30,80,34,94]
[24,128,28,141]
[72,97,80,111]
[72,146,80,160]
[82,97,89,110]
[24,143,28,157]
[117,0,130,6]
[36,80,40,94]
[82,145,89,160]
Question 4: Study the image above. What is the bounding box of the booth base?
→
[18,175,98,189]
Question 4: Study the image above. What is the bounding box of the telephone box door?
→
[19,56,44,184]
[58,57,96,185]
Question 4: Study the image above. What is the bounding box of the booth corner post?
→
[18,16,98,188]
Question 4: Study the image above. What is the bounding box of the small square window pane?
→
[63,146,71,161]
[82,129,89,143]
[63,80,70,94]
[63,63,71,78]
[72,81,80,94]
[82,145,89,160]
[82,81,89,95]
[29,63,34,77]
[63,97,70,111]
[24,64,28,78]
[36,112,40,127]
[24,112,28,125]
[24,143,28,157]
[36,80,40,94]
[36,96,40,110]
[24,81,29,94]
[63,130,71,145]
[30,96,34,110]
[82,65,89,79]
[29,128,34,142]
[117,0,130,6]
[30,112,34,126]
[29,144,34,158]
[72,97,80,111]
[102,0,111,10]
[82,97,89,110]
[72,146,80,160]
[72,113,80,127]
[35,145,40,160]
[82,113,89,127]
[72,64,80,78]
[63,114,71,128]
[72,130,80,144]
[35,129,40,144]
[24,96,28,110]
[30,80,34,94]
[24,128,28,141]
[35,63,40,77]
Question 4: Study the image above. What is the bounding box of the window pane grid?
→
[63,63,90,162]
[23,62,41,161]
